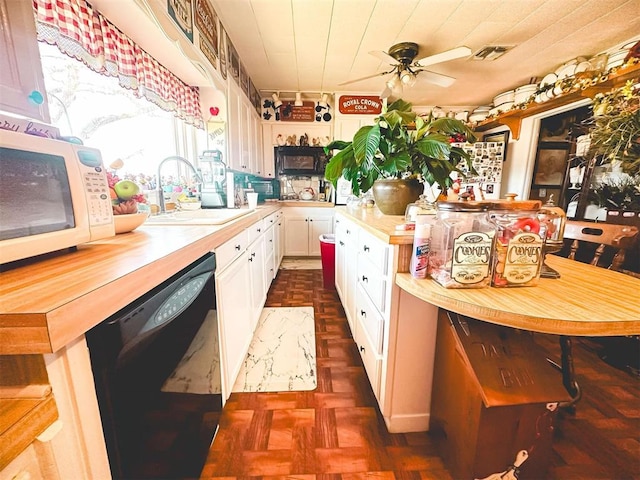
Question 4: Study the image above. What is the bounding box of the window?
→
[39,43,207,188]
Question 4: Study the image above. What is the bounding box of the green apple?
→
[113,179,139,200]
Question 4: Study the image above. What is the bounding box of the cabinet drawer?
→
[358,229,388,274]
[355,283,384,354]
[357,254,387,313]
[357,318,382,398]
[216,230,249,271]
[248,219,265,243]
[264,211,278,229]
[264,223,274,247]
[335,216,357,244]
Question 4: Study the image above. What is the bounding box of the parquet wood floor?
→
[201,269,640,479]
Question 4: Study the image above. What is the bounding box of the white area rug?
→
[161,310,222,395]
[232,306,317,393]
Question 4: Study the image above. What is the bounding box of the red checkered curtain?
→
[33,0,203,128]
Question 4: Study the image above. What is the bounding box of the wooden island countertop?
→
[397,255,640,337]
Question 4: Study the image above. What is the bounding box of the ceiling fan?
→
[340,42,471,98]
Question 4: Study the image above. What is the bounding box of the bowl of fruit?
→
[108,169,148,234]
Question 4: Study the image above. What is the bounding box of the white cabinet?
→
[215,230,253,398]
[248,219,266,329]
[334,210,438,434]
[276,210,285,267]
[0,0,50,123]
[335,215,358,336]
[284,207,334,256]
[227,80,262,175]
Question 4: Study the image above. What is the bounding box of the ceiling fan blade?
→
[416,70,457,87]
[369,50,399,65]
[414,46,471,67]
[338,69,394,86]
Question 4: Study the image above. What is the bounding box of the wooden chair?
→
[549,220,639,406]
[561,220,639,272]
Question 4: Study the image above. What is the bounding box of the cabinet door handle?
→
[235,245,241,250]
[309,219,313,222]
[251,252,256,258]
[257,228,262,232]
[360,310,366,317]
[339,241,345,246]
[248,257,253,262]
[360,345,365,353]
[363,245,370,252]
[361,275,368,282]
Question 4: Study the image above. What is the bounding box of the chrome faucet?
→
[157,156,203,213]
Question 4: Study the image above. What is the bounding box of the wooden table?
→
[396,254,640,337]
[396,255,640,403]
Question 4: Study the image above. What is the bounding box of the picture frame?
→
[482,130,509,161]
[532,142,569,186]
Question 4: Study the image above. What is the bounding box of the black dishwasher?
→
[86,252,221,479]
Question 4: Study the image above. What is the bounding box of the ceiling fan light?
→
[400,70,416,87]
[295,92,303,106]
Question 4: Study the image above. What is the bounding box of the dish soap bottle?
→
[410,214,432,279]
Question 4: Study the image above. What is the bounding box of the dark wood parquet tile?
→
[201,269,640,479]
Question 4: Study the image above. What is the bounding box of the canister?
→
[489,198,545,287]
[428,201,495,288]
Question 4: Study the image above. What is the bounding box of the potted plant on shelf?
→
[587,80,640,176]
[324,99,477,215]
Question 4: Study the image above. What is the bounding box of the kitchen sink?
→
[145,208,253,225]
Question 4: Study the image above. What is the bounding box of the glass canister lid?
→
[490,193,542,211]
[436,200,491,212]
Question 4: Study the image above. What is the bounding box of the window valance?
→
[32,0,203,128]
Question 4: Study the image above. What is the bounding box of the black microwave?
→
[275,146,328,176]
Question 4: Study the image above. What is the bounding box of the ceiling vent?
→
[471,45,514,61]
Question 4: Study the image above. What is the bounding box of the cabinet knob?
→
[339,241,345,246]
[360,310,366,317]
[363,245,370,252]
[248,257,253,262]
[309,219,313,222]
[360,345,365,353]
[251,252,256,258]
[235,245,241,250]
[257,228,262,232]
[362,275,368,282]
[346,229,350,234]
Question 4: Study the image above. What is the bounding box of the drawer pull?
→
[257,228,262,232]
[360,310,366,317]
[235,245,241,250]
[362,275,368,282]
[360,345,365,352]
[363,245,370,252]
[346,229,351,234]
[248,257,253,262]
[251,252,256,258]
[339,241,345,246]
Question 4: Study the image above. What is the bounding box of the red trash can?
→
[319,234,336,290]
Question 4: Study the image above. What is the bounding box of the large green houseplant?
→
[324,99,477,214]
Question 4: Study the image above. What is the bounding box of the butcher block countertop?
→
[335,206,415,245]
[0,205,281,355]
[397,255,640,337]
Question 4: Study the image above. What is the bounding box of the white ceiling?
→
[209,0,640,108]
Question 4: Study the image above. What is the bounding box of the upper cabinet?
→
[0,0,50,123]
[474,63,640,140]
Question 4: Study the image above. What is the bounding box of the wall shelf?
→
[473,63,640,140]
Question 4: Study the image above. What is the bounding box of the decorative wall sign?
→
[199,36,217,69]
[240,63,249,95]
[280,101,316,122]
[219,28,227,79]
[167,0,193,42]
[338,95,382,115]
[194,0,218,58]
[226,33,239,82]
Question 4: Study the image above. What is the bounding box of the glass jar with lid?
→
[428,201,496,288]
[489,197,546,287]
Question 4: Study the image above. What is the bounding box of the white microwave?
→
[0,129,114,265]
